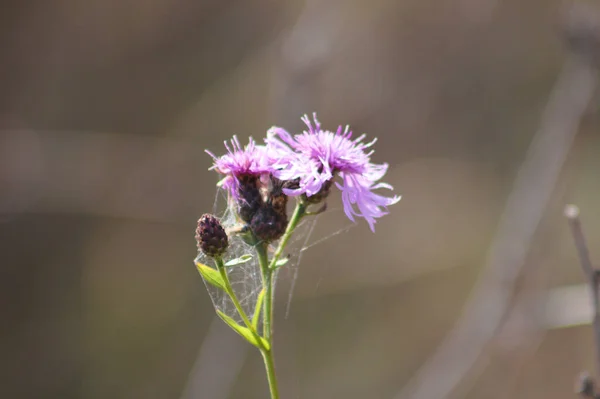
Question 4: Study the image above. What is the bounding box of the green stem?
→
[261,348,280,399]
[255,243,272,339]
[253,201,307,399]
[255,242,279,399]
[269,201,307,269]
[265,270,273,341]
[214,257,266,349]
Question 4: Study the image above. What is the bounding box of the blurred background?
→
[2,0,600,398]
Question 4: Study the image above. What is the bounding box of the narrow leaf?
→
[195,261,226,290]
[216,177,227,187]
[273,257,290,268]
[225,254,253,267]
[216,310,269,350]
[252,288,266,329]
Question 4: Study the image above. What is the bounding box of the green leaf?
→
[252,288,266,329]
[273,257,290,268]
[224,254,253,267]
[216,310,269,350]
[195,261,225,290]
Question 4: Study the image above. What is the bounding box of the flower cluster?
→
[206,113,400,236]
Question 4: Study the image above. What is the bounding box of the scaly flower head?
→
[195,213,229,257]
[266,113,400,231]
[206,136,272,201]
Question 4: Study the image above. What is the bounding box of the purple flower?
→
[267,113,401,231]
[206,136,273,202]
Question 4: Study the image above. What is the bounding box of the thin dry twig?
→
[566,205,600,399]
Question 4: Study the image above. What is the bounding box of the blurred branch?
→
[566,205,600,399]
[179,317,248,399]
[545,283,594,329]
[395,3,600,398]
[267,0,343,123]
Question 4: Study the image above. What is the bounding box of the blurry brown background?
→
[2,0,600,398]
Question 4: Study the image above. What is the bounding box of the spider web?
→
[195,187,355,326]
[195,188,263,327]
[277,205,355,318]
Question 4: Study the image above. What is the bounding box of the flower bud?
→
[196,214,229,257]
[250,205,288,242]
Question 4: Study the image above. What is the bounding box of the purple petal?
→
[337,172,401,232]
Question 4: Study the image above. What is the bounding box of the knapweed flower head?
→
[267,113,401,231]
[206,136,292,240]
[205,136,272,201]
[206,136,276,223]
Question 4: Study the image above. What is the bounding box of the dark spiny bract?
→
[196,214,229,257]
[236,174,263,223]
